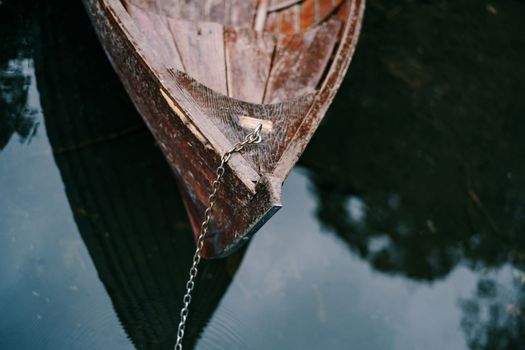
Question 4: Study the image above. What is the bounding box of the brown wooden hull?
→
[80,0,364,257]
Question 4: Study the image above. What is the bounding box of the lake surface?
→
[1,0,524,349]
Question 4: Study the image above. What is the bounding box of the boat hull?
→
[81,0,364,257]
[81,0,282,257]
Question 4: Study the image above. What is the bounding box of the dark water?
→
[1,0,524,349]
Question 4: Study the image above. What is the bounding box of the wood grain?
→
[224,27,275,103]
[146,10,185,70]
[264,18,342,103]
[264,0,344,34]
[168,19,228,94]
[228,0,258,26]
[123,0,181,18]
[268,0,303,12]
[203,0,227,22]
[126,4,172,63]
[264,11,280,32]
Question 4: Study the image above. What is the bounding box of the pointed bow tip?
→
[203,174,284,259]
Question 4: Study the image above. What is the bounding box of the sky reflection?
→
[199,170,516,350]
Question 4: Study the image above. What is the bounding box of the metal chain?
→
[174,124,263,350]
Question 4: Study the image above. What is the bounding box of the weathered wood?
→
[150,13,186,71]
[254,0,270,31]
[126,4,170,62]
[268,0,303,12]
[168,19,228,94]
[179,0,205,21]
[278,2,300,33]
[127,4,184,71]
[264,0,344,34]
[229,0,258,27]
[125,0,259,25]
[264,18,342,103]
[305,0,345,31]
[335,0,351,21]
[123,0,180,18]
[203,0,227,22]
[81,0,365,257]
[264,11,280,33]
[224,27,275,103]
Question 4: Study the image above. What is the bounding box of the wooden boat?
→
[81,0,365,258]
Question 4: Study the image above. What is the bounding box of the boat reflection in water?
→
[34,0,244,348]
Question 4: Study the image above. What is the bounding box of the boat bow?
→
[81,0,365,257]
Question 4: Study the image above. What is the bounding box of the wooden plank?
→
[264,0,344,33]
[229,0,258,27]
[264,18,342,103]
[126,4,169,62]
[122,0,181,18]
[126,4,184,71]
[303,0,344,31]
[147,12,185,71]
[265,11,280,32]
[300,0,316,32]
[178,0,205,21]
[297,0,344,33]
[224,27,276,103]
[335,0,350,21]
[167,20,228,95]
[254,0,270,31]
[278,2,300,34]
[203,0,227,22]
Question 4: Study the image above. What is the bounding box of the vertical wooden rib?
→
[264,18,342,103]
[224,27,275,103]
[167,20,228,95]
[254,0,270,31]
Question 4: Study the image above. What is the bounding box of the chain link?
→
[174,124,263,350]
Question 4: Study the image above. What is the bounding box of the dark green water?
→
[1,0,524,349]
